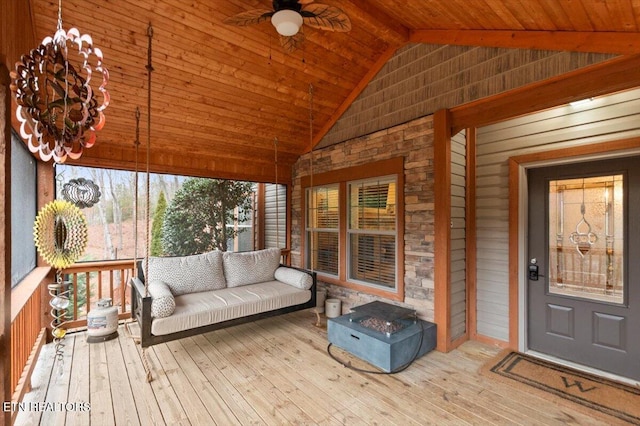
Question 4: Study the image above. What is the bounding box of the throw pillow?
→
[144,250,226,295]
[274,267,313,290]
[148,280,175,318]
[223,247,281,287]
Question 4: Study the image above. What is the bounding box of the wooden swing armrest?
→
[130,276,153,343]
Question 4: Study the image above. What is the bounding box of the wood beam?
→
[449,54,640,135]
[433,109,452,352]
[72,144,293,185]
[1,62,12,426]
[340,0,409,47]
[410,29,640,55]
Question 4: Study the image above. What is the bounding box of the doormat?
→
[484,351,640,424]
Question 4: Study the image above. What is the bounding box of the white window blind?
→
[348,177,396,288]
[306,185,339,275]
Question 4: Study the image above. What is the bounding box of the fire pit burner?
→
[349,301,417,337]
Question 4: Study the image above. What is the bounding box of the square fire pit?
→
[327,301,437,372]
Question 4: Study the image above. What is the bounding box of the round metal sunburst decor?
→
[62,178,101,208]
[10,26,110,163]
[34,200,88,270]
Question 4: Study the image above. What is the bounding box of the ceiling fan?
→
[224,0,351,52]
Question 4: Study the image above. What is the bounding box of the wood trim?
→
[449,333,469,351]
[472,332,509,349]
[338,181,347,287]
[508,158,520,351]
[510,136,640,165]
[11,267,50,321]
[507,137,640,350]
[465,127,478,341]
[410,29,640,55]
[449,54,640,135]
[1,61,12,426]
[434,109,452,352]
[300,158,404,187]
[75,146,294,185]
[308,45,403,151]
[257,183,266,249]
[286,184,292,265]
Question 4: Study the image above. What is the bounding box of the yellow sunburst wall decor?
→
[33,200,88,270]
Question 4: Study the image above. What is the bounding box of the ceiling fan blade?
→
[298,0,315,4]
[301,4,351,32]
[279,32,305,52]
[223,9,274,26]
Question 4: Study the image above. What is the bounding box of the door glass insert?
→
[548,175,624,304]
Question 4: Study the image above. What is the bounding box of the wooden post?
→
[1,60,13,426]
[434,109,452,352]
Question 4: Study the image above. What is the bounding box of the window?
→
[306,185,339,276]
[11,131,37,287]
[348,177,396,288]
[55,165,284,261]
[302,158,403,299]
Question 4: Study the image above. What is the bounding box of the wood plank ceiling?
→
[25,0,640,182]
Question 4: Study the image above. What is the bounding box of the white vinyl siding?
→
[451,130,467,340]
[265,183,286,249]
[475,88,640,342]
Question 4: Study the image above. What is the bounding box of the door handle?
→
[528,264,539,280]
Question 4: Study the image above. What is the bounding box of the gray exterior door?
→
[527,157,640,381]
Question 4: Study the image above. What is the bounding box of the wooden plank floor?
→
[14,310,612,425]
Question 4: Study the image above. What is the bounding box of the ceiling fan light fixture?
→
[271,9,303,36]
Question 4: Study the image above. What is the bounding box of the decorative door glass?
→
[548,174,624,304]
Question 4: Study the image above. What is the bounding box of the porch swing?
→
[127,25,316,377]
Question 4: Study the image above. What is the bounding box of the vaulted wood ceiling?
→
[22,0,640,182]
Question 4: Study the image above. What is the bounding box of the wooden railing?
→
[60,259,136,328]
[10,260,136,412]
[10,267,50,411]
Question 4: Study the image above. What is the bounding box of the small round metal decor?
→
[62,178,101,208]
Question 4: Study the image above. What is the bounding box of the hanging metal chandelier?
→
[10,0,110,163]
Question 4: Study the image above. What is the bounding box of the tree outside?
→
[150,191,167,256]
[162,178,254,255]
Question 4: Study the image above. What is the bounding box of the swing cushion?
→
[274,266,314,290]
[148,280,176,318]
[144,250,226,296]
[223,247,281,287]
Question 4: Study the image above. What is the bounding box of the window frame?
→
[301,157,405,301]
[346,175,398,290]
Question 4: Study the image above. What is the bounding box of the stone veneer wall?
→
[291,115,435,319]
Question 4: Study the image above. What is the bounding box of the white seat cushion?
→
[151,281,311,336]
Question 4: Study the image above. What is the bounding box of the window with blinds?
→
[348,177,396,287]
[302,158,403,299]
[306,185,339,275]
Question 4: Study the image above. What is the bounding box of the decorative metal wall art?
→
[33,199,88,375]
[62,177,101,208]
[10,2,109,163]
[48,279,71,375]
[33,200,88,270]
